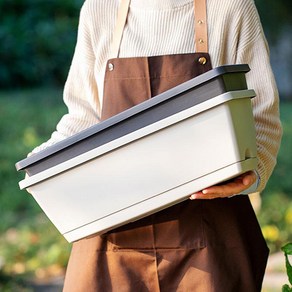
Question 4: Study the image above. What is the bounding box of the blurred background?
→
[0,0,291,291]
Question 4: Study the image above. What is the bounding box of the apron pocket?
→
[104,200,206,251]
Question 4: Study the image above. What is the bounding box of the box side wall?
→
[26,99,255,235]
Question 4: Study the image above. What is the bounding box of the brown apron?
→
[63,0,269,291]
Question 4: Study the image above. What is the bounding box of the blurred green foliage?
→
[0,88,69,289]
[0,0,291,89]
[255,0,292,41]
[0,88,66,229]
[0,0,83,88]
[258,101,292,253]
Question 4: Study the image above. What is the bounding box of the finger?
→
[202,171,256,195]
[190,192,227,200]
[190,191,232,200]
[242,171,256,186]
[189,171,256,200]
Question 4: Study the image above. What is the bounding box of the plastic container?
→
[16,65,257,242]
[16,65,250,175]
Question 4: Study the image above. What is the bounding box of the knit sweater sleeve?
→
[31,1,100,154]
[234,0,282,192]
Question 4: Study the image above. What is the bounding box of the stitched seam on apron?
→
[201,201,207,248]
[151,215,161,291]
[104,74,198,80]
[145,56,153,99]
[105,247,206,252]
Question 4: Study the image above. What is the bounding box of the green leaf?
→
[282,244,292,286]
[285,253,292,286]
[282,243,292,255]
[282,284,292,292]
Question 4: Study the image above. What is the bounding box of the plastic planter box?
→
[16,65,257,242]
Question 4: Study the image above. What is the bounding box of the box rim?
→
[19,89,255,190]
[16,64,250,172]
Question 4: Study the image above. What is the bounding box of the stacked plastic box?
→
[16,64,257,242]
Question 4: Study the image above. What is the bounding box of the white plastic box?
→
[16,65,257,242]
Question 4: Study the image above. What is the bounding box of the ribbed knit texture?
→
[32,0,282,191]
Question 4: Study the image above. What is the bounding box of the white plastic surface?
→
[20,90,257,242]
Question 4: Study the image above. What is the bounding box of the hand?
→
[189,171,256,200]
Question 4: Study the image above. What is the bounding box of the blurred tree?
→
[255,0,292,41]
[0,0,291,89]
[0,0,84,88]
[256,0,292,99]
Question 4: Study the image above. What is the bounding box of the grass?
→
[0,88,291,288]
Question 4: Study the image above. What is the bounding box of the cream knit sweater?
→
[32,0,282,191]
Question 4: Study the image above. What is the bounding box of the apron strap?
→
[194,0,208,53]
[110,0,131,59]
[110,0,208,58]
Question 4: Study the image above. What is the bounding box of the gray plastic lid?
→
[16,64,250,173]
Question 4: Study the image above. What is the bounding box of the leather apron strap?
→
[110,0,131,59]
[110,0,208,58]
[194,0,208,53]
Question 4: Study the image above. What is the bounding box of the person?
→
[31,0,282,290]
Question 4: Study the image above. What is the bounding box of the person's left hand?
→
[189,171,256,200]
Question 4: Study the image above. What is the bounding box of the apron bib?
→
[63,1,268,291]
